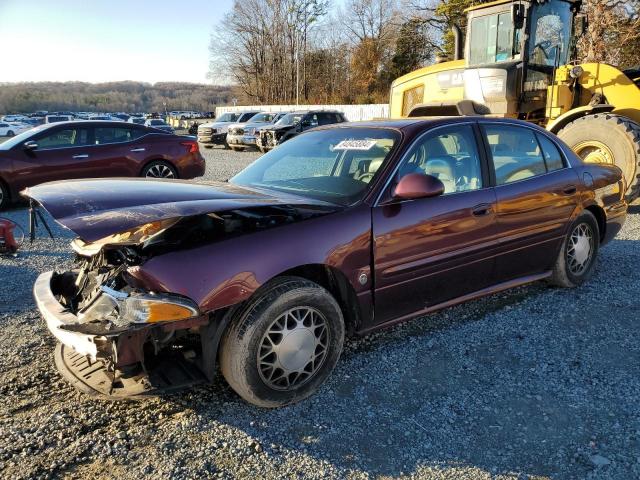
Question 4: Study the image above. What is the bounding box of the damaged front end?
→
[36,219,212,398]
[26,179,338,398]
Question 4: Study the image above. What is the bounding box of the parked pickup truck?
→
[197,111,260,148]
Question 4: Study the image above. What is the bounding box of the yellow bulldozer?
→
[389,0,640,201]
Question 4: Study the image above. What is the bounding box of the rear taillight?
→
[180,141,198,153]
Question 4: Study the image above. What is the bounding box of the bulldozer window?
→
[527,1,572,67]
[469,11,516,65]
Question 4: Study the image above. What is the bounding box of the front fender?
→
[132,205,372,313]
[547,104,615,134]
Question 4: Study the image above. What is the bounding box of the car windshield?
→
[217,113,239,122]
[149,120,166,125]
[248,112,276,123]
[231,127,399,205]
[275,113,305,126]
[0,124,49,149]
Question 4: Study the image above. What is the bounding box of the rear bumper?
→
[179,152,206,179]
[33,271,99,359]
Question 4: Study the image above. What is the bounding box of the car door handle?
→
[130,147,146,152]
[562,185,577,195]
[471,203,493,216]
[72,154,89,159]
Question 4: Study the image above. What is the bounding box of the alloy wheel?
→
[257,307,329,390]
[567,223,594,275]
[146,164,175,178]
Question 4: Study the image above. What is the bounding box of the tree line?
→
[209,0,640,105]
[0,81,235,114]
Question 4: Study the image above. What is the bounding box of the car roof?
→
[317,116,553,133]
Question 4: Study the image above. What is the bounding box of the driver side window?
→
[396,125,483,195]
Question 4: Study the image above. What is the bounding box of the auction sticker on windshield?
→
[333,139,378,150]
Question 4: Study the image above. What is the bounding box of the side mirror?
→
[511,4,525,29]
[23,140,38,151]
[393,173,444,200]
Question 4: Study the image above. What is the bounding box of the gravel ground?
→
[1,145,640,479]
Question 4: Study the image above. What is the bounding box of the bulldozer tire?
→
[557,114,640,203]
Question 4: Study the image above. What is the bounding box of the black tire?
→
[141,160,178,179]
[258,146,267,154]
[557,114,640,202]
[548,211,600,288]
[219,276,345,408]
[223,141,230,150]
[0,181,9,210]
[6,130,14,137]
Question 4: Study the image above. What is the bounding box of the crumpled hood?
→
[23,178,335,242]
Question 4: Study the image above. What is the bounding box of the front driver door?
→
[9,126,93,191]
[372,123,499,326]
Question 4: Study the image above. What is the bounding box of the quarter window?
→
[396,125,483,195]
[536,133,565,171]
[484,125,548,185]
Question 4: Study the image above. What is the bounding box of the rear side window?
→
[536,133,565,171]
[483,124,547,185]
[94,127,141,145]
[317,112,336,125]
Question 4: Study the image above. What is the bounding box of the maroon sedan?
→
[27,118,626,407]
[0,121,205,209]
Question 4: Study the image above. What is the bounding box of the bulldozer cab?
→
[463,0,580,120]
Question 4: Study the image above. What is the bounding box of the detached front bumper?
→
[34,271,210,398]
[34,271,100,360]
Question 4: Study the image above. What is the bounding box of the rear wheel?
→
[557,114,640,202]
[548,211,599,288]
[142,161,177,179]
[219,277,345,408]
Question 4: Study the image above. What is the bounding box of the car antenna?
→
[29,199,54,243]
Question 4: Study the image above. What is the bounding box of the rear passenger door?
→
[90,126,147,177]
[480,123,581,282]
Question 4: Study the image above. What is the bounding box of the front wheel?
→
[6,130,14,137]
[141,160,177,179]
[548,211,599,288]
[219,277,345,408]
